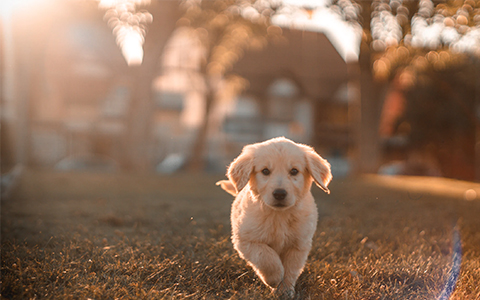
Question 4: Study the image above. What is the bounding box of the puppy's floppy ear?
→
[216,180,237,196]
[227,146,254,193]
[302,145,332,194]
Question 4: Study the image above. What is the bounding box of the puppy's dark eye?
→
[261,168,271,176]
[290,168,299,176]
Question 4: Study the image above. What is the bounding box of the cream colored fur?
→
[217,137,332,297]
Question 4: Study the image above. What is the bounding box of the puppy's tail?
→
[216,180,237,196]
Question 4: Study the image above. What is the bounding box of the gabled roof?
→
[232,28,350,100]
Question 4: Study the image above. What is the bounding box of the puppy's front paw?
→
[273,281,295,299]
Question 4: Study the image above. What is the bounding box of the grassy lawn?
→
[2,170,480,299]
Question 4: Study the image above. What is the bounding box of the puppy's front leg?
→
[236,241,284,289]
[279,247,310,295]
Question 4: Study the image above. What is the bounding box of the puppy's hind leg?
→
[236,242,284,290]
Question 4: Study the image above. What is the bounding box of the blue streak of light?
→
[436,227,462,300]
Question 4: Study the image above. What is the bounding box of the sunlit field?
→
[2,170,480,299]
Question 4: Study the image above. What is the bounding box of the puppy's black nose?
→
[273,189,287,200]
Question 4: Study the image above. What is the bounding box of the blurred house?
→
[226,28,353,161]
[1,2,354,175]
[151,27,354,173]
[2,2,129,172]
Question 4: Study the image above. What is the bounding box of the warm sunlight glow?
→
[97,0,152,66]
[1,0,51,20]
[1,0,46,12]
[118,27,145,66]
[272,2,361,62]
[404,0,479,56]
[98,0,151,9]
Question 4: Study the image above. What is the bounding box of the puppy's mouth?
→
[269,201,292,210]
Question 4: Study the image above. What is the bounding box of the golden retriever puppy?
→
[217,137,332,297]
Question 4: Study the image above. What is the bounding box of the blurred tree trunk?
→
[124,1,182,172]
[6,4,61,168]
[181,1,273,172]
[473,58,480,181]
[185,23,221,172]
[354,1,385,174]
[188,86,215,172]
[357,46,383,173]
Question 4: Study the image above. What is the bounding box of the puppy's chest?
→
[254,213,301,250]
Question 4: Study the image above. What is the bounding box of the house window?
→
[267,78,298,121]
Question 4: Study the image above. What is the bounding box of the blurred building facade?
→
[2,1,477,180]
[2,2,128,172]
[225,28,353,170]
[1,1,354,175]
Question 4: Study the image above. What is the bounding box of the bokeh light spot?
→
[464,189,477,201]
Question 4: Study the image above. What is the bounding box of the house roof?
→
[232,28,351,100]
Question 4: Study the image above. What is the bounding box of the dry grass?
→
[2,170,480,299]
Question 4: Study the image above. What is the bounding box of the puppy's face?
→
[250,143,309,209]
[227,137,332,210]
